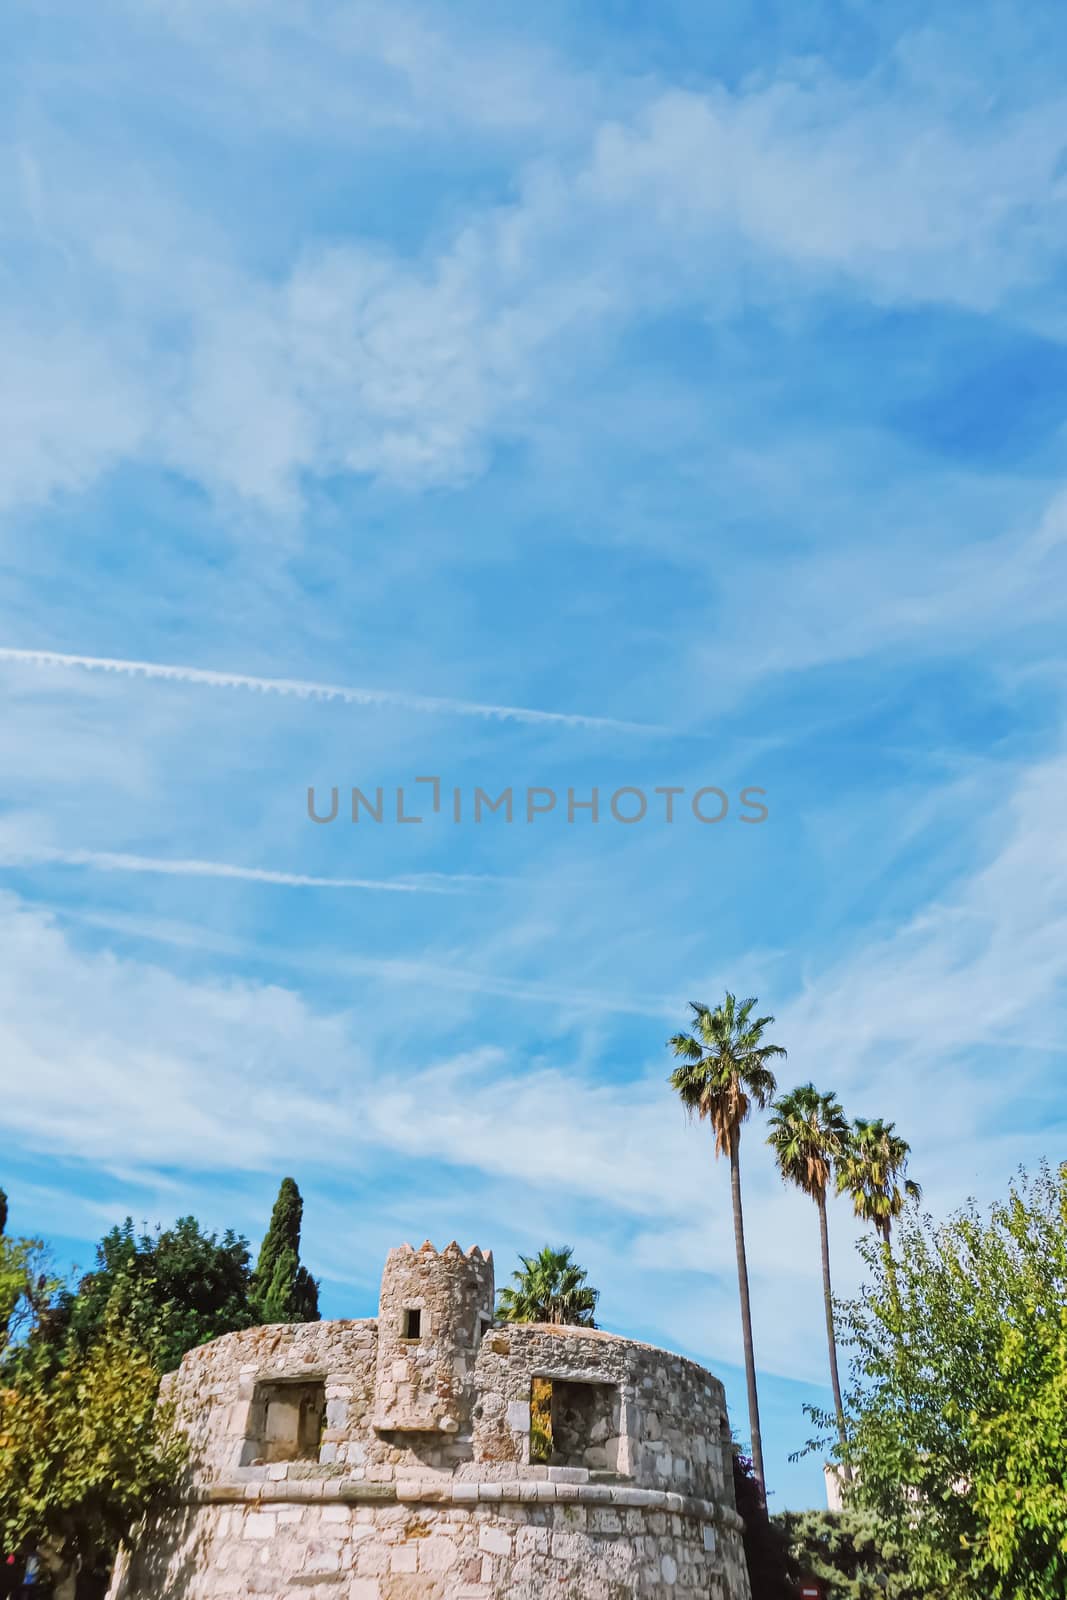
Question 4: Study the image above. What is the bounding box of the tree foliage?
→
[777,1509,919,1599]
[668,995,784,1161]
[496,1245,598,1327]
[251,1178,320,1325]
[66,1216,257,1373]
[0,1234,185,1587]
[767,1086,849,1205]
[0,1238,58,1360]
[0,1179,322,1589]
[835,1120,920,1245]
[832,1162,1067,1599]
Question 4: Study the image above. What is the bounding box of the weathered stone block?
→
[418,1537,458,1573]
[476,1526,511,1556]
[242,1512,276,1539]
[348,1581,380,1600]
[504,1401,530,1433]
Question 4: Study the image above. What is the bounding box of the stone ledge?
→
[183,1477,744,1533]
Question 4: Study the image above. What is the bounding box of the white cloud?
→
[47,902,686,1019]
[166,70,1064,502]
[685,484,1067,705]
[3,17,1065,511]
[577,80,1067,310]
[0,888,693,1198]
[784,751,1067,1063]
[0,324,147,508]
[128,0,591,141]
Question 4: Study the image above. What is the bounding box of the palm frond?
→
[496,1244,599,1328]
[768,1082,850,1201]
[667,990,785,1159]
[835,1116,920,1238]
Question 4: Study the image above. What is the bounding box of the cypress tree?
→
[0,1187,7,1235]
[252,1178,320,1324]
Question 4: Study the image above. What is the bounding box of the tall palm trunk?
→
[817,1189,850,1482]
[729,1137,766,1501]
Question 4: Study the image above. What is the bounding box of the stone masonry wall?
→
[158,1318,380,1479]
[470,1323,732,1503]
[114,1489,749,1600]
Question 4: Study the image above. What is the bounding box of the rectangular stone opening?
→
[242,1378,326,1465]
[402,1307,422,1339]
[529,1377,622,1472]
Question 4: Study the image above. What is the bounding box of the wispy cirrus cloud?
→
[690,484,1067,707]
[49,901,680,1019]
[122,0,594,142]
[3,8,1065,513]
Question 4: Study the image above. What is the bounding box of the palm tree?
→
[668,993,785,1501]
[767,1084,851,1475]
[836,1118,921,1247]
[496,1245,599,1327]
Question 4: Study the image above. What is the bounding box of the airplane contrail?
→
[0,646,665,734]
[0,845,473,895]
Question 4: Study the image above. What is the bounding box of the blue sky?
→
[2,0,1066,1510]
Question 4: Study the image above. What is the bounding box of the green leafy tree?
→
[833,1163,1067,1599]
[669,993,785,1499]
[251,1178,320,1325]
[0,1235,185,1591]
[0,1237,57,1360]
[777,1509,919,1599]
[67,1216,257,1372]
[0,1324,184,1590]
[768,1084,851,1474]
[497,1246,598,1326]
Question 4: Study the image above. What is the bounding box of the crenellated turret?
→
[372,1239,495,1434]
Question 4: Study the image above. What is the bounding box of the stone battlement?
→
[396,1240,493,1263]
[109,1242,751,1600]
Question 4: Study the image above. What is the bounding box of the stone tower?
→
[108,1238,753,1600]
[373,1239,494,1434]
